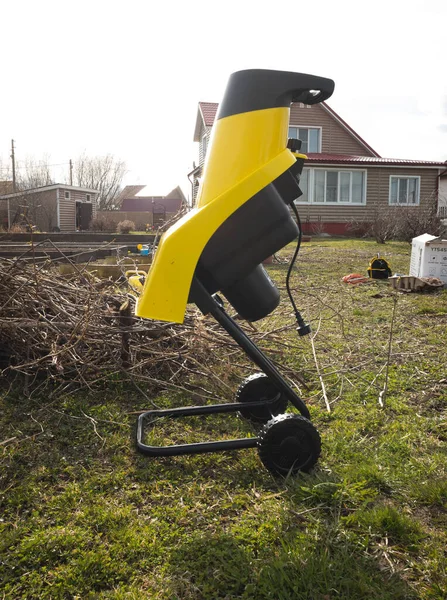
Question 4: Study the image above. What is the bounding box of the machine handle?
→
[217,69,335,120]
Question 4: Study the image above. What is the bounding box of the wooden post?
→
[11,139,17,192]
[119,299,132,369]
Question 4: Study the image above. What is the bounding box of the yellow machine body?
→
[136,107,295,323]
[136,69,334,324]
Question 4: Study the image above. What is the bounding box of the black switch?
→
[287,138,302,152]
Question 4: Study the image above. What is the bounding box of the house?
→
[0,184,99,232]
[191,101,447,234]
[102,185,187,229]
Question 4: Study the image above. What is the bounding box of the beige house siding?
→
[289,103,375,156]
[296,166,440,225]
[58,190,76,231]
[198,123,212,168]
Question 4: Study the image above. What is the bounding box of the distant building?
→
[112,185,187,227]
[0,184,99,232]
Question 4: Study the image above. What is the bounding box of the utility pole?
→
[10,139,16,192]
[69,159,73,186]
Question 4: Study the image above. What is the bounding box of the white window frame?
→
[295,168,367,205]
[86,194,91,202]
[388,175,420,206]
[288,125,322,153]
[64,190,71,200]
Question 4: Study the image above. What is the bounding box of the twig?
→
[378,293,398,408]
[309,316,331,413]
[0,437,17,446]
[81,410,104,442]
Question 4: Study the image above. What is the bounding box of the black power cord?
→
[286,202,311,336]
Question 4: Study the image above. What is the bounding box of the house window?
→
[86,194,91,202]
[389,176,420,205]
[202,134,208,158]
[295,168,366,204]
[64,191,70,199]
[288,127,321,153]
[298,168,309,202]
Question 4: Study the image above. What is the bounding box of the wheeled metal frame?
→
[136,278,310,458]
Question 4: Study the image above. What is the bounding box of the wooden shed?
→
[0,184,99,232]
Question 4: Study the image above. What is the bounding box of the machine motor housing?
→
[192,159,304,321]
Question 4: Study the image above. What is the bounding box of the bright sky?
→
[1,0,446,200]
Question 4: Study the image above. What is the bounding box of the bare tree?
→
[16,156,54,191]
[71,153,127,210]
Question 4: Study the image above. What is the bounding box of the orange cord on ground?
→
[342,273,369,285]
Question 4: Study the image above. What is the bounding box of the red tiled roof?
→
[199,102,219,126]
[305,154,447,167]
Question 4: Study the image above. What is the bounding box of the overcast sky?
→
[1,0,446,199]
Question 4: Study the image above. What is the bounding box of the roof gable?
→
[120,185,186,213]
[193,102,219,141]
[115,185,146,207]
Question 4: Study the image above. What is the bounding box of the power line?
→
[0,162,70,170]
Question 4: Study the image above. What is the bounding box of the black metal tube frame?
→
[136,277,310,458]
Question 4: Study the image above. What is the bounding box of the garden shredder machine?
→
[135,69,335,476]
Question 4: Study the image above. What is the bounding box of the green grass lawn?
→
[1,238,446,599]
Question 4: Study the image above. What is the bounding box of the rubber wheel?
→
[235,373,288,424]
[257,413,321,476]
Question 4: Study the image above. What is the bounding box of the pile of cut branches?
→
[0,256,303,403]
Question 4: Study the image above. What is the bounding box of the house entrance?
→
[76,201,93,230]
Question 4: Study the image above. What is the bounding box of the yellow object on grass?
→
[126,270,146,293]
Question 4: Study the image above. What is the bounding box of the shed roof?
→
[0,183,99,199]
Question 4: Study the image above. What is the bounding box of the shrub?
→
[90,216,116,231]
[8,224,27,233]
[348,200,442,244]
[393,206,441,243]
[116,220,135,234]
[310,217,326,236]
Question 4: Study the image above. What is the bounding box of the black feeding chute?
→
[217,69,335,119]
